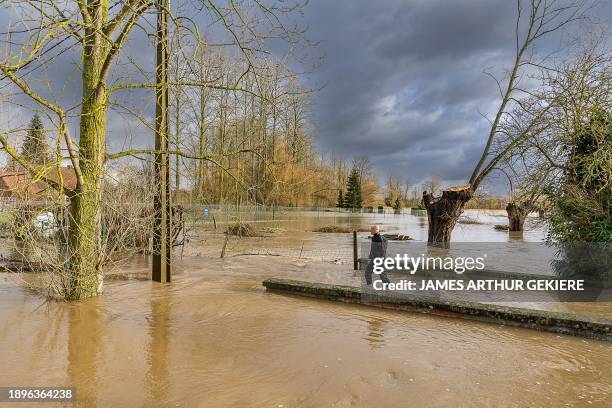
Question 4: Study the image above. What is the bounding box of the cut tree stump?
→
[423,185,473,248]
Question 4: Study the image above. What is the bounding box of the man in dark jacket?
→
[365,225,391,285]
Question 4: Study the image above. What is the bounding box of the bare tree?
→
[497,165,551,231]
[422,0,590,247]
[0,0,309,299]
[401,178,413,202]
[501,33,611,231]
[422,175,442,198]
[385,173,402,206]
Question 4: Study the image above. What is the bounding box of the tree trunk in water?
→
[66,34,108,299]
[506,202,528,232]
[67,98,107,299]
[423,187,473,248]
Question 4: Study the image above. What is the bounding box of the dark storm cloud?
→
[0,7,157,154]
[302,0,611,191]
[303,0,517,183]
[1,0,610,191]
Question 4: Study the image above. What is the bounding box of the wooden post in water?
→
[353,230,358,270]
[220,235,229,258]
[152,0,172,283]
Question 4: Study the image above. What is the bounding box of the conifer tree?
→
[336,189,344,208]
[344,167,362,209]
[21,114,51,165]
[393,196,402,211]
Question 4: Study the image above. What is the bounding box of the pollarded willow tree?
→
[0,0,308,299]
[422,0,591,247]
[495,163,551,232]
[489,95,559,232]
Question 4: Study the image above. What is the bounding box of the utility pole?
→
[153,0,172,283]
[353,230,358,270]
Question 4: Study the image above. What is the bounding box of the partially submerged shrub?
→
[226,222,262,237]
[458,217,483,225]
[3,162,188,299]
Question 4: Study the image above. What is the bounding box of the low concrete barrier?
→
[262,278,612,342]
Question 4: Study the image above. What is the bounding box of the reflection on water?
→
[507,231,524,241]
[364,316,386,350]
[416,215,427,232]
[68,302,100,408]
[146,287,170,405]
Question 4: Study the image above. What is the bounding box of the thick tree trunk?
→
[423,187,473,248]
[67,97,107,299]
[196,86,207,200]
[506,202,528,232]
[65,24,109,299]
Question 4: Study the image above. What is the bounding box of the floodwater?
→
[1,210,611,407]
[200,208,546,242]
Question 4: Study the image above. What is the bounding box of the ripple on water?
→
[1,249,612,407]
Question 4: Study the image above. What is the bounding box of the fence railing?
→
[183,204,413,216]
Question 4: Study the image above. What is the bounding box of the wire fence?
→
[222,245,355,263]
[181,203,410,221]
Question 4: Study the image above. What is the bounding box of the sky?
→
[0,0,610,193]
[298,0,611,191]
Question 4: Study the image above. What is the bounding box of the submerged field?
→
[1,209,611,407]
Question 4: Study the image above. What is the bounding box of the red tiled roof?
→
[0,167,77,199]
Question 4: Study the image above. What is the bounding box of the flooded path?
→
[1,210,611,406]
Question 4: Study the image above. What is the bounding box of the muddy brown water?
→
[1,210,611,407]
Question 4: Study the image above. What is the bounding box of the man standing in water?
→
[365,225,391,286]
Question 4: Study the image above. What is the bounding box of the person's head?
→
[370,225,380,234]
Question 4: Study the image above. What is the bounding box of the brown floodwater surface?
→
[1,210,611,407]
[1,254,611,407]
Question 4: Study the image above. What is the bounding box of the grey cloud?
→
[1,0,610,193]
[303,0,610,191]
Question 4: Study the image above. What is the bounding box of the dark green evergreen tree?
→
[548,109,611,243]
[336,189,344,208]
[393,196,402,211]
[344,167,362,209]
[547,110,611,283]
[21,114,51,165]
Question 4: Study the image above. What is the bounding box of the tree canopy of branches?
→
[501,34,612,239]
[173,50,357,208]
[0,0,313,299]
[423,0,592,247]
